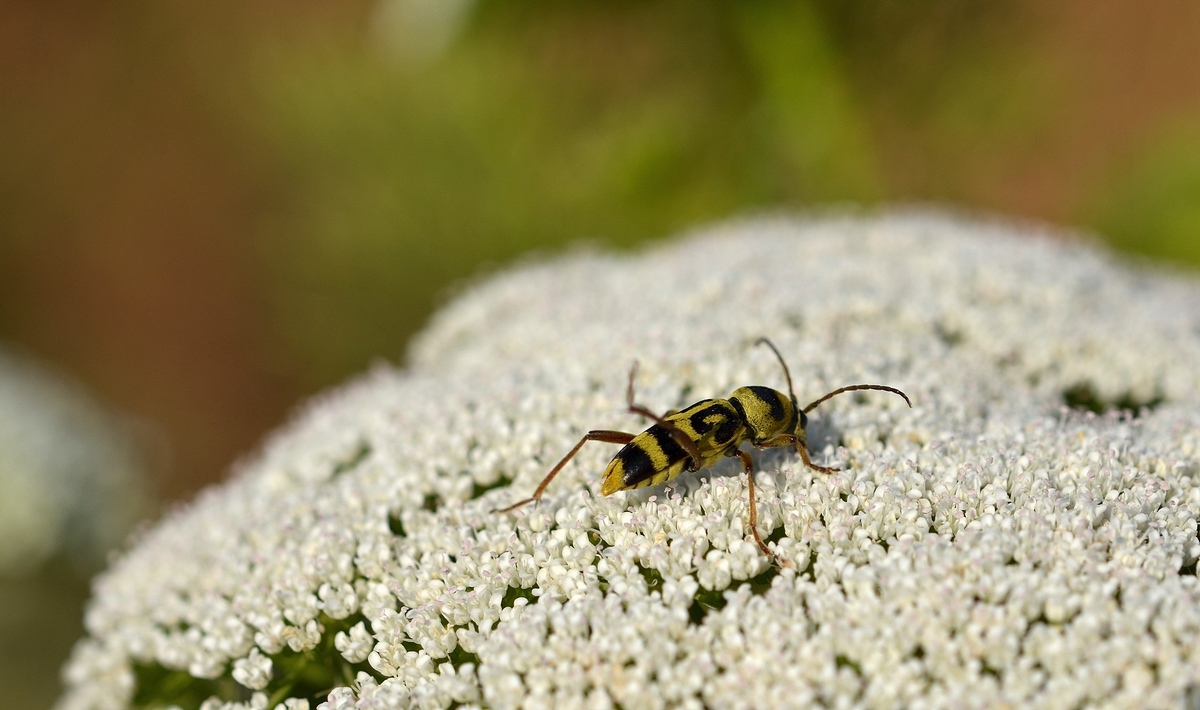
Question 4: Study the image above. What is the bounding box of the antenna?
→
[755,337,796,403]
[803,384,911,413]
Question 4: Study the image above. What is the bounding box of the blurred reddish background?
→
[2,1,311,499]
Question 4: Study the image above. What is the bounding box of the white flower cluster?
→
[59,212,1200,709]
[0,348,149,576]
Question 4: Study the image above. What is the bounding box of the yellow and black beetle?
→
[497,338,911,559]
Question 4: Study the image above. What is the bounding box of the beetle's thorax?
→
[728,385,797,443]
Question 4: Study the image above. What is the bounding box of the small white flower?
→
[231,648,273,691]
[280,619,323,653]
[316,687,356,710]
[335,622,374,664]
[318,582,359,620]
[251,615,288,655]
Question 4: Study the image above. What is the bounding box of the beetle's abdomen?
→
[600,399,746,495]
[601,425,691,494]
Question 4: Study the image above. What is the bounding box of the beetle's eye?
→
[798,409,808,431]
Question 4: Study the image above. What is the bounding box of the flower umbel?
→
[60,212,1200,709]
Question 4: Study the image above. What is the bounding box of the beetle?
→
[496,338,911,559]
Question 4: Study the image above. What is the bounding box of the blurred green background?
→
[2,1,1199,706]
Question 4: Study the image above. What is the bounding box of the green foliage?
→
[0,564,91,710]
[132,613,380,710]
[251,0,882,389]
[1086,119,1200,270]
[245,0,1200,396]
[734,0,880,201]
[132,664,246,709]
[687,564,779,625]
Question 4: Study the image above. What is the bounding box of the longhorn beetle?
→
[496,338,911,559]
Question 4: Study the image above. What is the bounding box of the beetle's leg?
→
[494,430,635,513]
[795,444,839,474]
[730,448,774,559]
[624,361,703,470]
[756,434,839,474]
